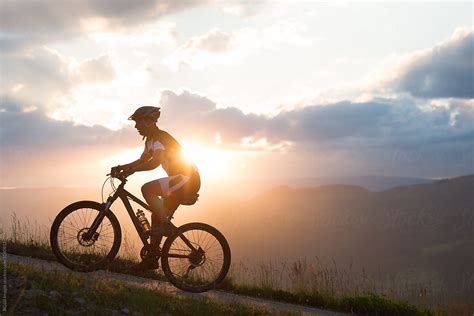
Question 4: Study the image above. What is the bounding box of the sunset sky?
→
[1,1,473,189]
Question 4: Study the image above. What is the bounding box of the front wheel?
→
[161,223,231,293]
[50,201,122,272]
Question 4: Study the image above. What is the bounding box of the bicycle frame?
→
[50,175,230,292]
[85,177,198,254]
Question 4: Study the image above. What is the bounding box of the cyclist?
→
[111,106,200,269]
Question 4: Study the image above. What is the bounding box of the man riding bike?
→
[111,106,201,269]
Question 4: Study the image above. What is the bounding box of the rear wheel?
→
[161,223,231,293]
[50,201,121,272]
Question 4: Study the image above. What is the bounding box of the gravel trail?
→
[6,253,348,316]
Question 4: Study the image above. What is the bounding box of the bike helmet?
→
[128,106,161,122]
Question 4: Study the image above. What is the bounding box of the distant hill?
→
[214,175,434,198]
[214,175,474,298]
[275,175,434,191]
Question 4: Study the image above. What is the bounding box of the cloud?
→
[0,95,136,149]
[159,89,256,141]
[157,91,474,178]
[87,21,178,48]
[221,0,268,17]
[163,29,234,71]
[163,21,312,70]
[2,90,473,181]
[191,29,233,53]
[159,90,266,142]
[384,27,474,99]
[0,95,141,187]
[1,47,117,114]
[1,48,74,105]
[11,90,441,152]
[160,90,217,114]
[75,54,117,83]
[158,91,474,152]
[160,90,473,177]
[0,0,206,53]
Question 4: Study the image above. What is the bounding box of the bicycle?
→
[50,172,231,293]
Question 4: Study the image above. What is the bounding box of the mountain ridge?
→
[216,173,473,301]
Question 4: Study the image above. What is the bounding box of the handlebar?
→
[106,171,128,183]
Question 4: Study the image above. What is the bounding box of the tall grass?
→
[225,257,473,315]
[4,213,50,248]
[2,213,472,315]
[1,212,140,259]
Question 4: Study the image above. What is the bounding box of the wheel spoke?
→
[162,225,230,292]
[54,205,118,270]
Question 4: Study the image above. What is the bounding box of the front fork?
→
[83,195,116,240]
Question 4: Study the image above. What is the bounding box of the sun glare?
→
[103,143,236,180]
[181,142,234,179]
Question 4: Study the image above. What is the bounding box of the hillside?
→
[215,175,474,301]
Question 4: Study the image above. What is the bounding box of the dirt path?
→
[6,254,348,316]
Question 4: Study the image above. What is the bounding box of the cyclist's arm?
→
[118,139,163,172]
[130,150,163,172]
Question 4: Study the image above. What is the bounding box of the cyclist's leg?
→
[166,172,201,209]
[141,179,166,220]
[142,174,198,225]
[162,175,189,215]
[141,178,169,247]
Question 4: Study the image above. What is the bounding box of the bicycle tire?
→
[161,222,231,293]
[50,200,122,272]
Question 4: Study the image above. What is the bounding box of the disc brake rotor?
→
[189,247,206,266]
[77,228,99,247]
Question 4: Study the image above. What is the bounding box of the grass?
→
[1,261,297,315]
[226,258,439,305]
[217,277,429,316]
[223,259,474,316]
[2,212,473,316]
[4,240,434,315]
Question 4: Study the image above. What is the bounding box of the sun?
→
[103,143,236,180]
[180,142,234,179]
